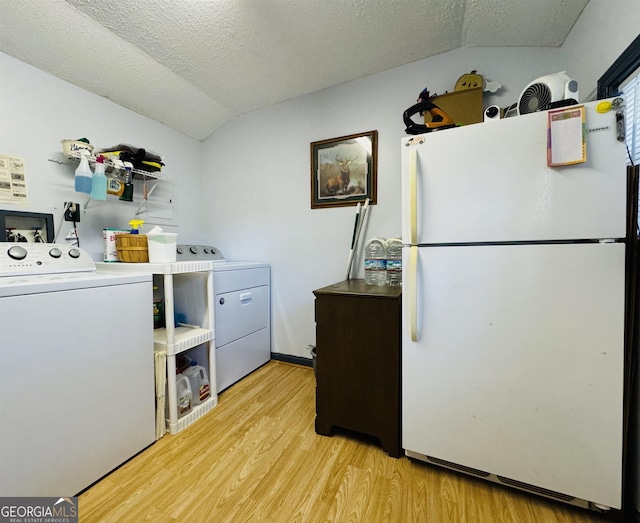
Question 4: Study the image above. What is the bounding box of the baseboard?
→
[271,352,313,368]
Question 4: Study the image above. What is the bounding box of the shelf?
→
[49,151,169,215]
[97,260,214,274]
[63,151,166,181]
[97,260,216,437]
[154,326,214,356]
[167,394,218,435]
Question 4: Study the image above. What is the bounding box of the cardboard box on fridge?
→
[425,87,483,126]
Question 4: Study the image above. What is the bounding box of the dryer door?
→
[215,284,269,347]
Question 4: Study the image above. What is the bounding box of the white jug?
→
[175,374,192,417]
[183,363,211,405]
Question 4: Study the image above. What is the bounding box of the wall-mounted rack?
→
[48,151,169,214]
[50,151,166,181]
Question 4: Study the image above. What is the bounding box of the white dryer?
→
[176,245,271,392]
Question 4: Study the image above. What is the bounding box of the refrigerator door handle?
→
[407,245,419,341]
[409,148,418,245]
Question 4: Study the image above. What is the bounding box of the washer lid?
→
[0,271,150,297]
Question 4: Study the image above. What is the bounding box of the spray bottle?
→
[74,150,92,194]
[129,219,144,234]
[90,155,107,201]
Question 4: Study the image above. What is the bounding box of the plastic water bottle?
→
[364,238,388,285]
[183,361,211,405]
[74,150,92,193]
[386,238,403,286]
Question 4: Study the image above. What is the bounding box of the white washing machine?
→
[0,243,155,496]
[176,245,271,392]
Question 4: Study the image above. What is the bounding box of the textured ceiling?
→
[0,0,589,140]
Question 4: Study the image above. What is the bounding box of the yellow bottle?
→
[107,174,124,196]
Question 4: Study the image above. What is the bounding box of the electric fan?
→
[517,72,579,115]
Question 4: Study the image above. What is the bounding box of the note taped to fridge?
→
[547,106,586,167]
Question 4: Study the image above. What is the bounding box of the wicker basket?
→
[116,234,149,263]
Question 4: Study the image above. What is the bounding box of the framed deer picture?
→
[310,130,378,209]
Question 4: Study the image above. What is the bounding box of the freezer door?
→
[402,242,624,508]
[401,101,627,244]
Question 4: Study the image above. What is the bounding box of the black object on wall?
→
[0,210,54,243]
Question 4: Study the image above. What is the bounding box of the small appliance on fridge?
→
[401,98,628,511]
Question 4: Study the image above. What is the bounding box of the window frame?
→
[597,34,640,99]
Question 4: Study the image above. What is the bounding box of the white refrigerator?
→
[401,98,627,511]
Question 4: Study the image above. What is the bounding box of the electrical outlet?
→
[64,202,80,222]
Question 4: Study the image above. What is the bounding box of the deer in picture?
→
[325,155,355,196]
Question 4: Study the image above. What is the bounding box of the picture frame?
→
[310,130,378,209]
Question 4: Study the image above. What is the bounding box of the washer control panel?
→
[176,244,225,261]
[0,243,95,276]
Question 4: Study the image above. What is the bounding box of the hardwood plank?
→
[79,361,611,523]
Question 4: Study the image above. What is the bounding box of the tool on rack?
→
[120,163,134,202]
[403,87,456,135]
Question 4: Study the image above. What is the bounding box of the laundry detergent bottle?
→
[183,361,211,405]
[175,374,192,418]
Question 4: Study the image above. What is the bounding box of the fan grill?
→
[518,83,552,114]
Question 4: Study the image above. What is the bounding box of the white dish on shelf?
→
[61,139,94,156]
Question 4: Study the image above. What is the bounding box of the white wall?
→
[202,0,640,358]
[1,1,638,359]
[0,52,205,260]
[560,0,640,101]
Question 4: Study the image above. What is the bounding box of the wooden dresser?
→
[313,279,402,458]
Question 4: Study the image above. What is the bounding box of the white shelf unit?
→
[97,260,218,436]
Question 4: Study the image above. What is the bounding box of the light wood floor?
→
[79,361,611,522]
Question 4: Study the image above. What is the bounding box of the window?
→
[598,34,640,230]
[621,68,640,167]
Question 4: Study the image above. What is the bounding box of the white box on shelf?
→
[147,232,178,263]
